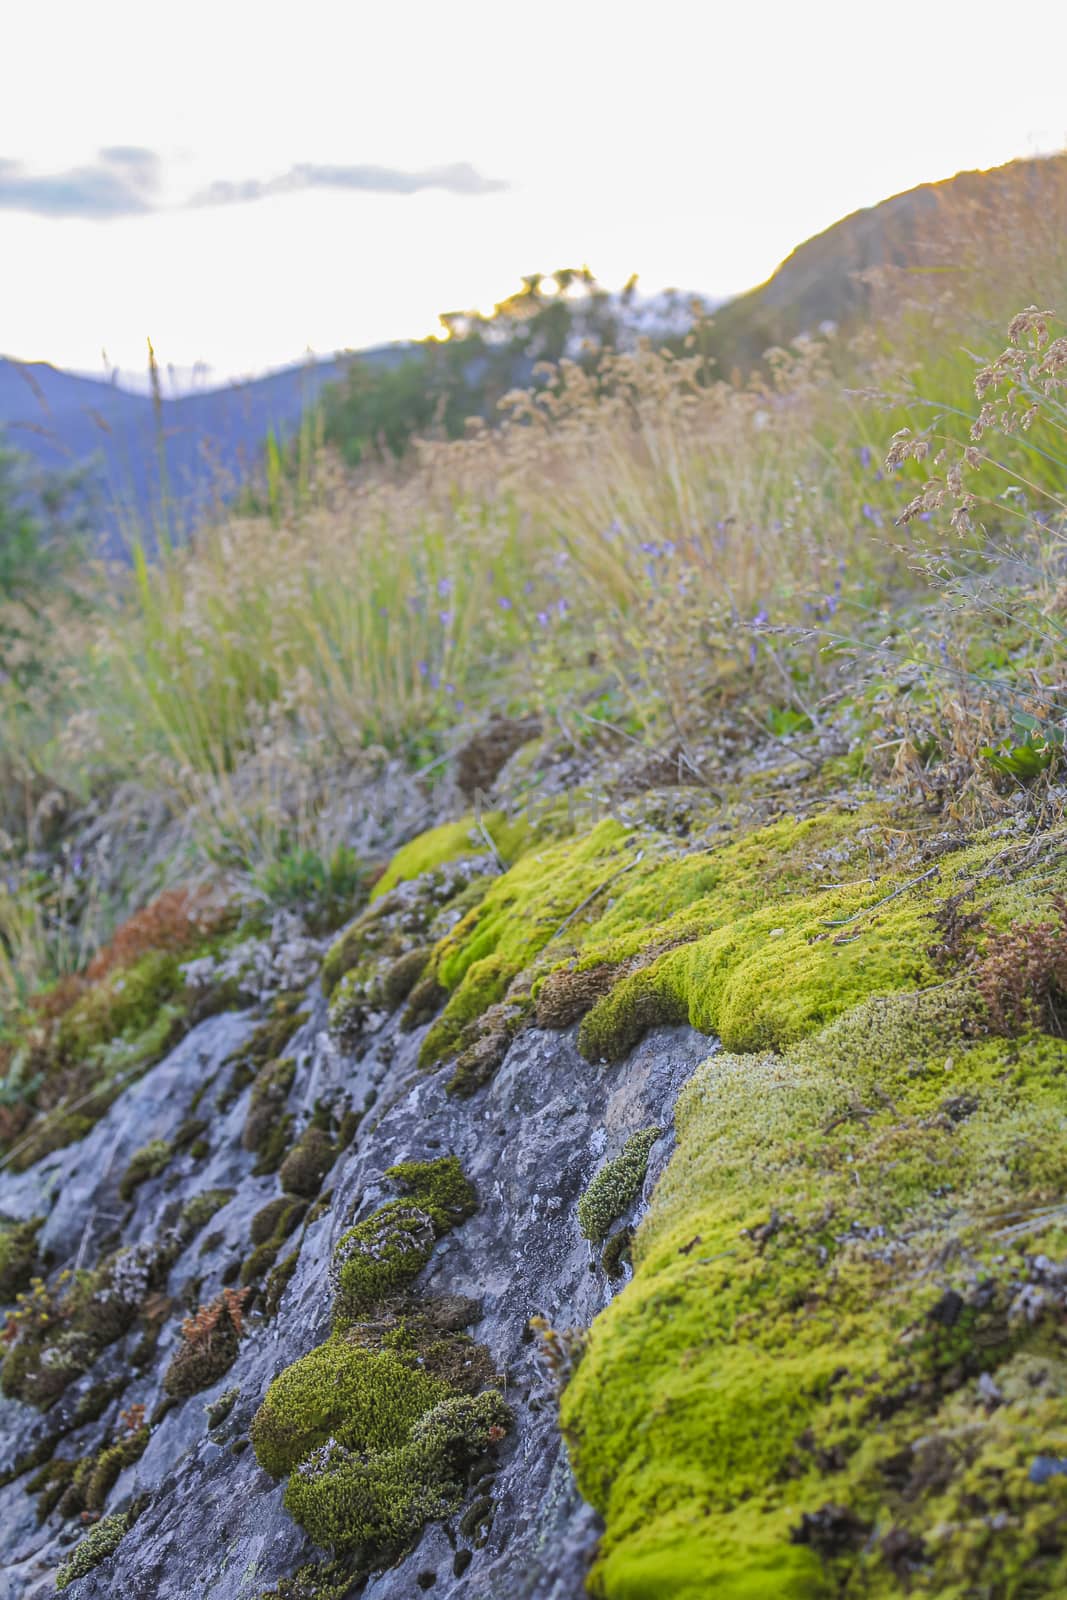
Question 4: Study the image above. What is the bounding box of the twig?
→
[476,816,507,875]
[545,852,643,946]
[821,864,939,928]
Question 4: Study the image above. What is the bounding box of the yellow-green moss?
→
[578,1128,662,1243]
[55,1512,129,1590]
[0,1216,42,1301]
[370,812,531,902]
[562,960,1067,1597]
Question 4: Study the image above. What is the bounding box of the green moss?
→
[256,1562,353,1600]
[281,1389,511,1557]
[179,1188,235,1235]
[55,1512,129,1590]
[206,1386,240,1428]
[0,1215,42,1301]
[263,1248,301,1318]
[84,1425,150,1512]
[279,1127,336,1199]
[577,1127,662,1243]
[243,1057,297,1152]
[330,1158,477,1318]
[250,1336,450,1478]
[250,1196,307,1248]
[118,1137,173,1202]
[370,812,530,903]
[562,954,1067,1597]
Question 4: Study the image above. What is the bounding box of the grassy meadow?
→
[2,158,1067,1010]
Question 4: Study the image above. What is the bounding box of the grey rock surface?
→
[0,980,711,1599]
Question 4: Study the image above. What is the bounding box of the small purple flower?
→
[523,580,534,595]
[445,683,456,695]
[919,511,932,523]
[536,611,550,628]
[557,598,568,617]
[862,503,882,526]
[859,445,872,470]
[430,672,441,690]
[640,541,657,554]
[439,610,453,627]
[497,596,512,611]
[378,606,388,618]
[753,607,769,627]
[437,577,452,597]
[749,641,759,667]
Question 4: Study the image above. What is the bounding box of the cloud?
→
[0,150,507,219]
[193,160,508,205]
[0,148,160,218]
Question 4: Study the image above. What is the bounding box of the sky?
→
[3,0,1067,390]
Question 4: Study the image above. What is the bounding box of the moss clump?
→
[577,1127,662,1243]
[179,1187,235,1235]
[263,1248,301,1318]
[330,1158,477,1318]
[251,1337,450,1478]
[163,1288,248,1398]
[83,1425,151,1512]
[381,946,432,1011]
[206,1385,240,1429]
[243,1057,297,1152]
[369,812,529,903]
[279,1127,336,1199]
[562,956,1067,1596]
[0,1215,43,1301]
[601,1226,634,1279]
[256,1562,353,1600]
[282,1389,511,1557]
[2,1247,164,1409]
[250,1196,307,1248]
[242,1198,309,1287]
[117,1137,173,1202]
[55,1512,129,1589]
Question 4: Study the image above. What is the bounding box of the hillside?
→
[2,151,1067,1599]
[0,351,402,554]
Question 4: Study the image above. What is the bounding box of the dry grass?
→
[3,163,1067,893]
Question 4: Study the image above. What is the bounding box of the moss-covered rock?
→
[562,966,1067,1597]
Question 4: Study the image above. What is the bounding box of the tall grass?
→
[4,156,1067,880]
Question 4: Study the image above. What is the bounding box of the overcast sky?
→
[3,0,1067,388]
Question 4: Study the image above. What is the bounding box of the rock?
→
[0,966,707,1598]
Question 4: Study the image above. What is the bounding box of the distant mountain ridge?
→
[0,348,408,555]
[5,150,1064,553]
